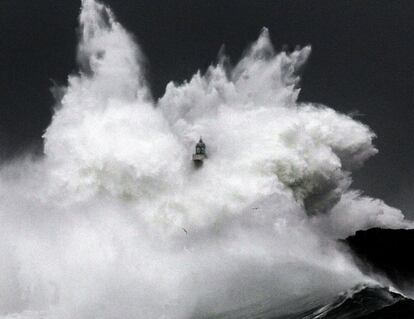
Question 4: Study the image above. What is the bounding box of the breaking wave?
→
[0,0,411,318]
[205,284,414,319]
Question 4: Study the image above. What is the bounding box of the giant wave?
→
[0,1,412,318]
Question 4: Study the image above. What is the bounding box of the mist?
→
[0,0,411,318]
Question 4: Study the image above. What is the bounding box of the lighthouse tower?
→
[192,137,206,165]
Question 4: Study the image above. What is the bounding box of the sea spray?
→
[0,0,410,318]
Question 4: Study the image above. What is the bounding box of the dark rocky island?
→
[346,227,414,290]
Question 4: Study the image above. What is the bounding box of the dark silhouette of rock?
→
[346,227,414,290]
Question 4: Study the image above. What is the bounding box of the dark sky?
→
[0,0,413,217]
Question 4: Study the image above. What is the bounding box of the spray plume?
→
[0,0,411,318]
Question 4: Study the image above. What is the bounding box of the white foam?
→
[0,1,410,318]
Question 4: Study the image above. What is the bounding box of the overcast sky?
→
[1,0,413,217]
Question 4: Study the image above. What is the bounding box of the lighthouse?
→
[192,137,206,166]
